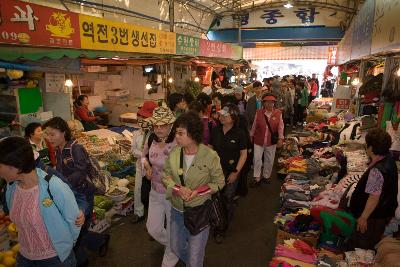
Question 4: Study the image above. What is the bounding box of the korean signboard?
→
[79,14,176,54]
[0,0,80,48]
[371,0,400,54]
[350,0,375,60]
[199,39,232,58]
[176,34,200,56]
[216,6,344,29]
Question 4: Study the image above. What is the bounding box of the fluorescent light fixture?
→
[284,2,293,8]
[65,79,73,87]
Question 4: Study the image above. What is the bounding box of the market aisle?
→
[88,174,282,267]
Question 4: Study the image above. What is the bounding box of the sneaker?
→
[215,234,224,244]
[250,180,261,188]
[262,178,271,184]
[131,214,145,224]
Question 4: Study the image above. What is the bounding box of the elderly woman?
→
[0,137,80,266]
[163,111,225,267]
[25,122,56,167]
[74,95,99,131]
[142,106,179,267]
[250,93,284,186]
[346,128,398,250]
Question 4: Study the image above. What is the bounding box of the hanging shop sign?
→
[79,14,176,54]
[216,7,345,29]
[371,0,400,54]
[176,34,200,56]
[200,39,232,58]
[0,0,80,48]
[327,46,338,66]
[350,0,375,60]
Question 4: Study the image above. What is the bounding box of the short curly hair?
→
[365,128,392,156]
[174,111,204,144]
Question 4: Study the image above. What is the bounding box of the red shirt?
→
[75,106,96,122]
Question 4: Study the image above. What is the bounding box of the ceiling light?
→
[284,2,293,8]
[194,77,200,82]
[145,83,152,90]
[65,79,73,87]
[168,77,173,83]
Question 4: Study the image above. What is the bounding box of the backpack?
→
[69,141,109,195]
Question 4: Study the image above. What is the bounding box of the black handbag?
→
[178,148,211,236]
[264,114,279,145]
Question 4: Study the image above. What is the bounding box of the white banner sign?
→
[217,7,345,29]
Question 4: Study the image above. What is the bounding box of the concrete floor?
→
[88,175,282,267]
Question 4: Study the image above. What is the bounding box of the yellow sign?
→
[79,14,176,54]
[371,0,400,54]
[46,12,75,38]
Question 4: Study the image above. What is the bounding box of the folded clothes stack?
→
[269,239,318,267]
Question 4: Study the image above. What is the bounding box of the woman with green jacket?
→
[295,81,309,125]
[162,111,225,267]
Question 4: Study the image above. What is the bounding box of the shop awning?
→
[244,46,331,60]
[0,46,172,61]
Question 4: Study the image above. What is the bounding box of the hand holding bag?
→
[178,148,211,236]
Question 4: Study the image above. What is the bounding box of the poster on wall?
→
[350,0,375,59]
[371,0,400,54]
[79,14,176,54]
[0,0,80,48]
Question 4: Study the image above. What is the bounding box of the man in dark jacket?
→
[245,81,263,130]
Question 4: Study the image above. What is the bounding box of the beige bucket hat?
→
[147,106,176,126]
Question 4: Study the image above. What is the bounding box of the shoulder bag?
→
[264,114,279,145]
[178,148,212,236]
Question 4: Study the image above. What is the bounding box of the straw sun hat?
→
[147,106,176,126]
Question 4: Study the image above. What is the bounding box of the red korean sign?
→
[0,0,80,48]
[336,99,350,110]
[199,39,232,58]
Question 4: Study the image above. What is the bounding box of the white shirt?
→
[184,154,195,179]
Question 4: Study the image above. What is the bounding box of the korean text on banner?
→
[371,0,400,54]
[0,0,80,48]
[79,14,176,54]
[176,34,200,56]
[200,39,232,58]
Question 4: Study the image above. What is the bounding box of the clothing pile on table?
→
[269,239,317,267]
[274,208,320,236]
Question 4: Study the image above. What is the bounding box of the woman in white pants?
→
[142,106,179,267]
[131,101,157,224]
[250,93,284,187]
